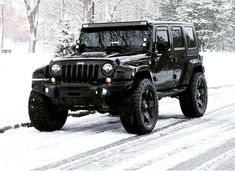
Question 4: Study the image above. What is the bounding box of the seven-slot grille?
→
[61,64,99,83]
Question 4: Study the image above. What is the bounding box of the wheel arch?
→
[182,59,205,85]
[133,65,154,83]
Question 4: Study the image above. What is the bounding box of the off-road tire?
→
[28,90,68,131]
[120,78,158,134]
[179,72,208,118]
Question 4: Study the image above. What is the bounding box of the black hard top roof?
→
[82,20,194,29]
[150,21,193,26]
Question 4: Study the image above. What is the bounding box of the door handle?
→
[168,55,173,59]
[155,57,160,62]
[171,57,177,63]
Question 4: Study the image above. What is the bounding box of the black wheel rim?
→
[141,86,156,127]
[196,78,206,110]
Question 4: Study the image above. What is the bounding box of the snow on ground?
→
[0,52,235,171]
[0,53,52,126]
[0,52,234,127]
[0,83,235,171]
[202,52,235,87]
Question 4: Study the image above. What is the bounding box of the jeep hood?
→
[52,52,148,65]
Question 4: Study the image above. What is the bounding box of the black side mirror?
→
[156,41,170,53]
[79,44,86,53]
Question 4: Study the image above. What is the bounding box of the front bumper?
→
[32,80,133,109]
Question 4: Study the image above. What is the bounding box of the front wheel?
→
[120,79,158,134]
[28,90,68,131]
[179,72,208,118]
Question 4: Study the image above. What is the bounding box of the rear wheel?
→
[179,72,208,118]
[28,90,68,131]
[120,79,158,134]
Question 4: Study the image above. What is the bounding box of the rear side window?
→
[185,27,196,48]
[171,26,185,49]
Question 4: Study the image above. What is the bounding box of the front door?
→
[154,26,174,90]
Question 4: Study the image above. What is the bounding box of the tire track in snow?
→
[70,105,235,170]
[137,127,235,171]
[170,138,235,170]
[34,120,188,170]
[35,103,235,171]
[208,84,235,90]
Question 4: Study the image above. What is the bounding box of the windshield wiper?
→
[85,47,104,52]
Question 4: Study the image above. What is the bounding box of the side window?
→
[171,26,185,49]
[185,26,196,48]
[156,27,170,52]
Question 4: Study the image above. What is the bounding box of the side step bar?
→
[157,87,187,100]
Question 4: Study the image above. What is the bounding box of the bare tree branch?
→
[50,3,84,24]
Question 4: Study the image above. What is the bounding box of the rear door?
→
[154,26,174,90]
[184,26,199,60]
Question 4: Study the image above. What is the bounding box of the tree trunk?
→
[24,0,41,53]
[83,0,93,23]
[29,24,37,53]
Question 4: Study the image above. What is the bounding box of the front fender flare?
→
[134,65,154,82]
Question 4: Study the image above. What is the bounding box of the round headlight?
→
[102,63,113,75]
[51,64,61,75]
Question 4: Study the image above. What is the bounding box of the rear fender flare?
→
[182,59,205,85]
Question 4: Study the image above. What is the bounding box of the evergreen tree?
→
[54,20,78,57]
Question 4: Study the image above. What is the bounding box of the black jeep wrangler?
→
[29,21,208,134]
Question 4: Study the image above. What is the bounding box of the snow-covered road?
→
[0,52,235,171]
[1,85,235,171]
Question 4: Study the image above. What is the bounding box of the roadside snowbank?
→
[202,52,235,87]
[0,52,234,127]
[0,53,51,127]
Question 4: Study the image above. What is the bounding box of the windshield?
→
[79,29,151,54]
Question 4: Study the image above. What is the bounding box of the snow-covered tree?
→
[159,0,234,51]
[23,0,41,53]
[46,0,160,55]
[36,0,235,52]
[38,0,83,53]
[159,0,183,21]
[54,20,78,57]
[95,0,160,22]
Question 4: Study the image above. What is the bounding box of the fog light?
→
[106,77,112,84]
[50,77,56,83]
[45,87,49,93]
[101,88,108,96]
